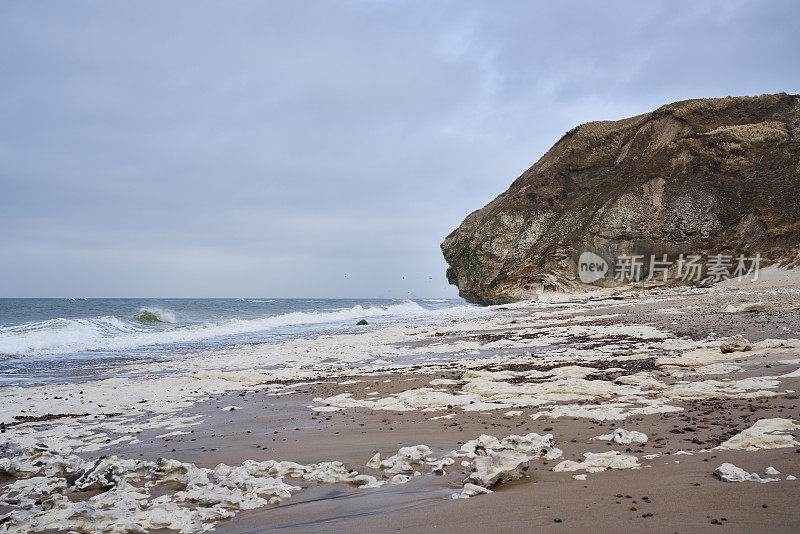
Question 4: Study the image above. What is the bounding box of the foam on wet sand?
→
[2,280,800,532]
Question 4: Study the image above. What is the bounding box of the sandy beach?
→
[3,3,799,532]
[1,267,798,533]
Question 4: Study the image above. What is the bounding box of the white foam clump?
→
[313,367,646,414]
[592,428,648,445]
[695,363,743,375]
[315,342,799,419]
[716,418,800,450]
[458,433,561,491]
[552,451,640,474]
[713,463,778,483]
[658,338,800,369]
[364,432,559,499]
[0,444,381,533]
[531,399,682,421]
[465,450,532,488]
[452,482,493,499]
[430,378,460,386]
[366,445,432,474]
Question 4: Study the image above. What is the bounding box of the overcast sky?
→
[1,1,798,298]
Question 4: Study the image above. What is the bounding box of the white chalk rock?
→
[786,475,797,481]
[592,428,648,445]
[714,463,778,483]
[391,474,410,485]
[765,466,780,475]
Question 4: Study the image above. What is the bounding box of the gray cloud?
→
[1,0,798,297]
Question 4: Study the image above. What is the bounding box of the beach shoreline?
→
[2,269,800,532]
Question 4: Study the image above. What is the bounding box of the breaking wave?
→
[0,300,432,358]
[133,307,177,324]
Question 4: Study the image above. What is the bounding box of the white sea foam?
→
[0,300,440,357]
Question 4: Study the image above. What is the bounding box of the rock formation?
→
[442,93,800,304]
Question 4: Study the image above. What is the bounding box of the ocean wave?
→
[133,307,177,324]
[0,300,432,358]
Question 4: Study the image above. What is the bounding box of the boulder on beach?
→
[720,335,752,353]
[723,302,767,313]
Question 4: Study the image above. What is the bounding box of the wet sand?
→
[110,376,800,533]
[2,270,800,532]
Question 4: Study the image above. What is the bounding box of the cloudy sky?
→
[1,1,798,298]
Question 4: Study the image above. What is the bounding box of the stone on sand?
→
[720,335,752,353]
[723,302,767,313]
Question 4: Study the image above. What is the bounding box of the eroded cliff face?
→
[442,93,800,304]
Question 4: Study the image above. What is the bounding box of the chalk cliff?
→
[442,94,800,304]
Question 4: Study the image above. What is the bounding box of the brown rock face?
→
[442,93,800,304]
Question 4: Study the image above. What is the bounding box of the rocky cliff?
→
[442,93,800,304]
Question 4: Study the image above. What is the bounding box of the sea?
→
[0,298,476,387]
